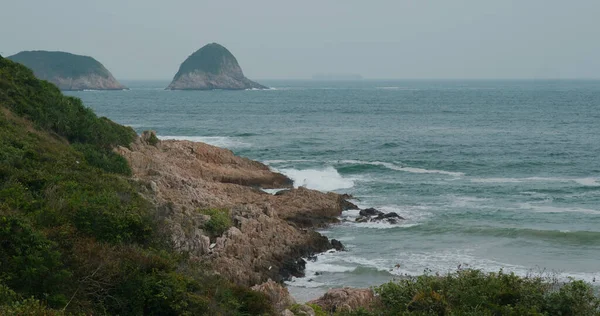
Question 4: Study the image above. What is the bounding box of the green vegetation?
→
[0,55,273,315]
[199,208,233,240]
[8,50,111,80]
[339,269,600,316]
[174,43,238,78]
[290,303,328,316]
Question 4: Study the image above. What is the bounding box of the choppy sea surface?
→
[68,79,600,299]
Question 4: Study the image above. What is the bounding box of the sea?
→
[67,79,600,300]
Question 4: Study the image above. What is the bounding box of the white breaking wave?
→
[337,160,464,176]
[521,204,600,215]
[277,166,355,191]
[574,178,600,186]
[157,135,251,149]
[472,176,600,186]
[262,159,317,165]
[261,188,288,195]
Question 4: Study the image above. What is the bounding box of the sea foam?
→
[337,160,464,176]
[157,135,250,149]
[277,166,355,191]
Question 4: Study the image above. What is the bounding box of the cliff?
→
[8,50,126,91]
[167,43,267,90]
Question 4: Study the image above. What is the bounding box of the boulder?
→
[251,279,295,313]
[309,288,376,313]
[356,208,405,224]
[331,239,345,251]
[359,208,384,217]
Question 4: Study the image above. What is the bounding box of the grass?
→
[198,208,232,240]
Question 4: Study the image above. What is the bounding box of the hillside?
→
[0,55,272,315]
[167,43,267,90]
[8,51,126,91]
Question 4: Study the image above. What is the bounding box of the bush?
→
[0,216,71,308]
[370,269,600,316]
[199,208,232,239]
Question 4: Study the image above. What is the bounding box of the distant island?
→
[312,73,363,80]
[167,43,267,90]
[8,51,126,91]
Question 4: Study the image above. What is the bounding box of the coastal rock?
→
[251,279,296,313]
[116,134,349,286]
[359,208,384,217]
[8,51,126,91]
[356,208,405,224]
[309,288,376,313]
[167,43,267,90]
[331,239,345,251]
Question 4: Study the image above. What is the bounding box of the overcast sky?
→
[2,0,599,80]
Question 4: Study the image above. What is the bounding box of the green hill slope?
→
[7,51,126,91]
[0,55,272,315]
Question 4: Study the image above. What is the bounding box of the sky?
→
[1,0,599,80]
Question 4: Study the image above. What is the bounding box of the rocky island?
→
[7,50,126,91]
[167,43,267,90]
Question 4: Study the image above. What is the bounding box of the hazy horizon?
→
[2,0,599,80]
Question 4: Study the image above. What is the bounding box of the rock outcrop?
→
[116,131,349,286]
[251,280,296,314]
[8,51,126,90]
[167,43,267,90]
[309,288,377,313]
[356,207,405,224]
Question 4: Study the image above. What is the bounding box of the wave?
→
[264,159,464,177]
[336,160,464,176]
[261,188,288,195]
[375,87,420,91]
[472,176,600,186]
[233,132,258,137]
[262,159,317,165]
[244,87,278,91]
[276,166,355,191]
[522,204,600,215]
[288,248,600,289]
[462,226,600,245]
[157,135,251,149]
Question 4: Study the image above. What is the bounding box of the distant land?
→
[8,51,126,91]
[167,43,267,90]
[312,73,363,80]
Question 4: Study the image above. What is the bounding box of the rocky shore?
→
[115,131,382,314]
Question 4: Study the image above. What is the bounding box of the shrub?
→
[371,269,600,316]
[198,208,232,239]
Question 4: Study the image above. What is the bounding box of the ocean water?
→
[67,79,600,298]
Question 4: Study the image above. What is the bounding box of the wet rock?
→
[359,208,384,217]
[331,239,345,251]
[356,208,405,224]
[373,212,405,224]
[340,194,359,211]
